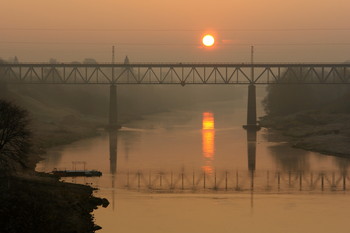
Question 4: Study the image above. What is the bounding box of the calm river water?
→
[37,98,350,233]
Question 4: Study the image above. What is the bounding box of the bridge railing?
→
[1,63,350,84]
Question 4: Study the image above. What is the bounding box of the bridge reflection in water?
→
[109,130,118,210]
[107,129,350,193]
[107,169,349,193]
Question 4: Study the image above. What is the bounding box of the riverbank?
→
[260,111,350,157]
[0,172,108,233]
[0,144,109,233]
[0,98,110,232]
[31,114,105,153]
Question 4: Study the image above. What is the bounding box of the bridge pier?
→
[244,84,259,174]
[109,84,118,130]
[243,84,260,130]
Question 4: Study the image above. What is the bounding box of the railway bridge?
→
[1,62,350,129]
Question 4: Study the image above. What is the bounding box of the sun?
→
[202,34,215,47]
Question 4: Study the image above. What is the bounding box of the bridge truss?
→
[1,63,350,85]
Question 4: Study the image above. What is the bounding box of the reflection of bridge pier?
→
[109,130,118,175]
[247,128,257,209]
[109,84,118,129]
[109,130,118,210]
[247,129,257,173]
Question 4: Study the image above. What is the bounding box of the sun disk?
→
[202,34,215,47]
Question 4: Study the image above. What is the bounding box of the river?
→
[36,97,350,233]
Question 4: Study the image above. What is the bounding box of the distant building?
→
[124,56,130,64]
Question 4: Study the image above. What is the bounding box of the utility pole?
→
[112,46,115,64]
[112,45,115,81]
[251,45,254,82]
[109,45,118,129]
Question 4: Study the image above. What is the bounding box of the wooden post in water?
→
[170,171,173,189]
[137,171,141,189]
[214,171,217,190]
[288,171,292,187]
[126,170,130,188]
[310,172,314,189]
[266,171,270,189]
[148,171,152,189]
[192,171,195,190]
[203,172,206,189]
[181,172,184,190]
[159,173,162,187]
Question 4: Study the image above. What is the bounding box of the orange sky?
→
[1,0,350,62]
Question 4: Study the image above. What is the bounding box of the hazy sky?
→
[1,0,350,62]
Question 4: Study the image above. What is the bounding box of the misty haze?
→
[1,1,350,233]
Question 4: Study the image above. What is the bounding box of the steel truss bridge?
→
[2,62,350,128]
[1,63,350,85]
[93,170,350,193]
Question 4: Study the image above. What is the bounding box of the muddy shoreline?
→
[260,112,350,158]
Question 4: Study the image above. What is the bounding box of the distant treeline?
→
[0,57,245,124]
[263,67,350,116]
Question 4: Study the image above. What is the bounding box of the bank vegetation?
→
[0,100,108,233]
[261,67,350,157]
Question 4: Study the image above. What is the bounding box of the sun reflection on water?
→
[202,112,215,174]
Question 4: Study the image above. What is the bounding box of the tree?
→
[83,58,98,64]
[263,67,350,116]
[263,68,316,116]
[0,100,31,169]
[262,83,314,116]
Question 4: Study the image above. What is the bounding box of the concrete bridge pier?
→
[109,84,118,130]
[243,84,260,130]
